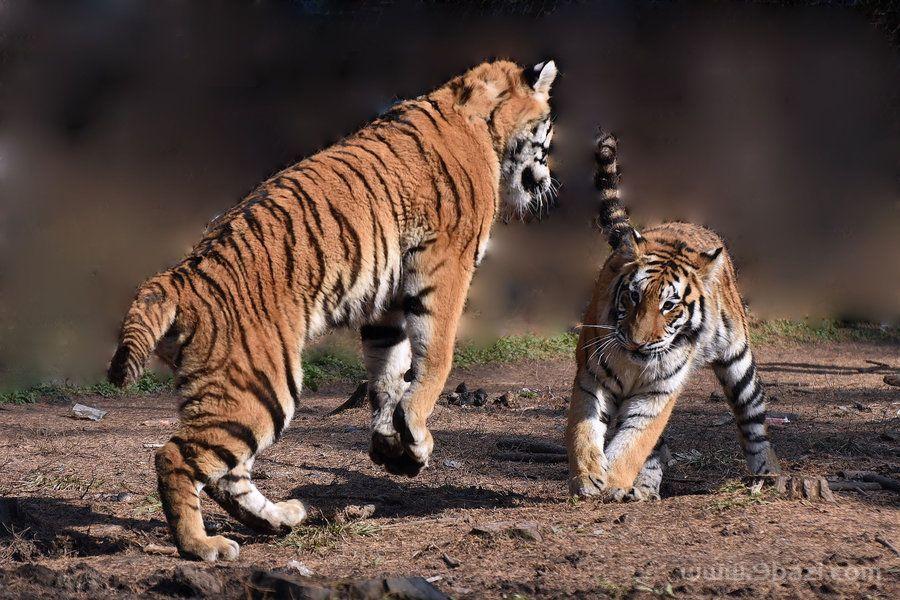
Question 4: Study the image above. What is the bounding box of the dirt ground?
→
[1,340,898,598]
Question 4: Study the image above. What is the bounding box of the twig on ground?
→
[858,360,896,374]
[838,470,900,493]
[875,534,900,557]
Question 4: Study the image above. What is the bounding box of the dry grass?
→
[706,479,772,512]
[279,520,381,555]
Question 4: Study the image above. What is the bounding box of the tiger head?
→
[608,232,725,361]
[451,60,558,220]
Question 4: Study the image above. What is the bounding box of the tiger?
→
[107,59,558,561]
[565,129,781,501]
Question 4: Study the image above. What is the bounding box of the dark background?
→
[0,1,897,387]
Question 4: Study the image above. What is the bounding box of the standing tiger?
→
[108,60,557,561]
[566,130,780,501]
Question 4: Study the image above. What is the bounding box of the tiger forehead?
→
[630,269,684,295]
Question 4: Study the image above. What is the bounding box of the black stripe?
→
[714,343,749,369]
[577,383,611,424]
[194,421,259,454]
[361,324,406,347]
[730,361,757,403]
[403,285,435,316]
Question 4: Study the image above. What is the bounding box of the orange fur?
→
[108,60,556,560]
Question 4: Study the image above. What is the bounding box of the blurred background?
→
[0,1,897,388]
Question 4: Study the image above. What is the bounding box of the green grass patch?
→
[302,351,366,391]
[3,320,893,403]
[453,332,578,368]
[749,319,899,346]
[0,372,172,405]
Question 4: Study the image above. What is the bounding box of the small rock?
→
[250,572,448,600]
[591,528,604,536]
[383,577,448,600]
[446,392,462,406]
[472,389,488,407]
[336,504,376,524]
[455,382,468,394]
[171,566,224,597]
[471,521,542,542]
[494,393,513,408]
[114,492,135,503]
[884,374,900,387]
[441,553,460,568]
[880,430,900,443]
[443,459,463,469]
[285,560,314,577]
[72,403,107,421]
[613,514,627,524]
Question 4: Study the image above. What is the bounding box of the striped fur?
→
[566,130,780,501]
[108,60,557,561]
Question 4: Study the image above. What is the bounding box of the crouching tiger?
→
[566,130,781,501]
[108,59,558,561]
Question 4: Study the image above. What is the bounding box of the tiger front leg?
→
[566,369,617,497]
[602,392,677,501]
[370,245,474,476]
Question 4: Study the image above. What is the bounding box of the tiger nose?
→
[521,167,539,192]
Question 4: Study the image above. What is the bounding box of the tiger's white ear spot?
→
[532,60,557,94]
[699,246,725,282]
[701,247,723,261]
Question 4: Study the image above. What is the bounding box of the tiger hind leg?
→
[360,308,416,475]
[204,460,307,533]
[713,341,781,476]
[155,440,240,561]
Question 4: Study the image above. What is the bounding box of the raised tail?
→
[594,129,632,250]
[108,274,179,387]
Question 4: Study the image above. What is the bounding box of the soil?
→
[1,340,898,598]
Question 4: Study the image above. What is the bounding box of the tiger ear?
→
[526,60,557,95]
[698,246,725,282]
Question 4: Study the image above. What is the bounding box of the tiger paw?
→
[569,473,608,498]
[387,404,432,476]
[370,425,428,477]
[273,499,308,528]
[178,535,240,562]
[619,485,661,502]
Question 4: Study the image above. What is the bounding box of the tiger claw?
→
[569,473,608,498]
